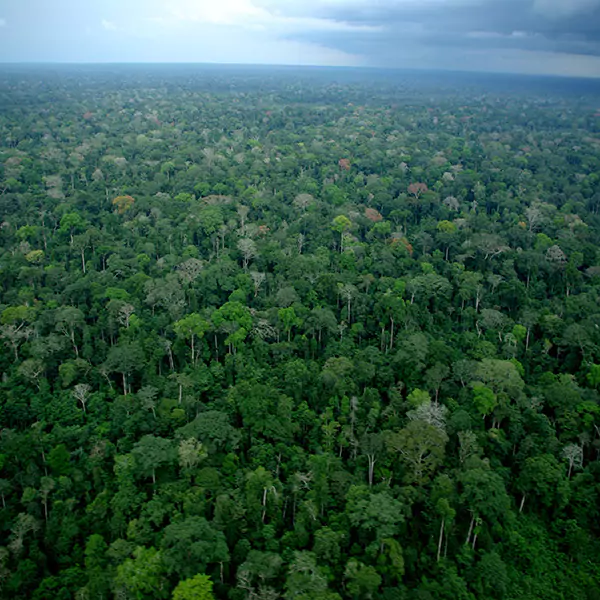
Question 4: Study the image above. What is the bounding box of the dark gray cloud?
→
[263,0,600,72]
[307,0,600,39]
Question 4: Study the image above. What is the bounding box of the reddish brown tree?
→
[401,238,414,256]
[365,208,383,222]
[408,182,428,199]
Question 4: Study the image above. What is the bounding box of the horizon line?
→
[0,61,599,81]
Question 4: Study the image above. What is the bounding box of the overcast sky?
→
[1,0,600,77]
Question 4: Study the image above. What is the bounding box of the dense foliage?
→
[1,65,600,599]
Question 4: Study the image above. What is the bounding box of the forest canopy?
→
[1,65,600,599]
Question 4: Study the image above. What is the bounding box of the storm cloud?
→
[264,0,600,70]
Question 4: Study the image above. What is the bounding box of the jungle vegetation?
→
[1,65,600,599]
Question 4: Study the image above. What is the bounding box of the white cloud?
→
[163,0,380,32]
[101,19,118,31]
[167,0,264,25]
[256,0,492,16]
[467,30,537,40]
[91,1,366,67]
[131,0,377,66]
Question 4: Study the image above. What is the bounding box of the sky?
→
[0,0,600,77]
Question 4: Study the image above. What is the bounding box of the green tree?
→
[278,306,303,342]
[115,546,168,600]
[472,384,497,421]
[346,486,405,547]
[460,467,511,549]
[131,435,176,484]
[161,517,229,579]
[104,342,145,396]
[344,559,382,599]
[174,313,209,365]
[331,215,352,252]
[386,421,448,485]
[172,574,215,600]
[284,551,340,600]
